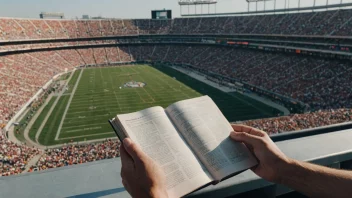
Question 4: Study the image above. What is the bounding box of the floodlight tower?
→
[246,0,273,13]
[179,0,217,15]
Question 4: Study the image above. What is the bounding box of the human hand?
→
[120,138,168,198]
[230,124,291,183]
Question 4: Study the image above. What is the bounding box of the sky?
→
[0,0,350,19]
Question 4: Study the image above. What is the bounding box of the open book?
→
[109,96,257,198]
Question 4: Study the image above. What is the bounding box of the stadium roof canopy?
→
[246,0,272,2]
[182,2,352,16]
[178,0,217,5]
[1,128,352,198]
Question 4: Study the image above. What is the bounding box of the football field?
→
[34,65,279,146]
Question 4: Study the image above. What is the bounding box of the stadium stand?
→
[128,45,351,112]
[30,139,120,172]
[1,9,352,41]
[92,48,109,64]
[1,45,351,129]
[0,130,40,176]
[1,128,351,197]
[0,8,352,178]
[0,43,351,176]
[243,108,352,134]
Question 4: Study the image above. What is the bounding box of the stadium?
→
[0,0,352,197]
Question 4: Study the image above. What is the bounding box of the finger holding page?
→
[114,106,213,198]
[230,125,290,182]
[230,131,262,147]
[112,96,258,197]
[232,124,266,137]
[166,96,258,181]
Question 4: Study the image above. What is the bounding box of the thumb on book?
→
[123,138,147,163]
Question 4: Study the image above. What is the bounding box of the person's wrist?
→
[274,157,295,184]
[150,186,168,198]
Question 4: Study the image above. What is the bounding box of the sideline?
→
[23,95,54,149]
[171,66,290,116]
[54,69,84,140]
[7,109,30,145]
[34,70,76,145]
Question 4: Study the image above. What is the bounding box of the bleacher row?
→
[1,45,351,125]
[1,9,352,41]
[0,50,76,124]
[1,9,352,176]
[0,44,351,176]
[243,108,352,135]
[0,45,352,176]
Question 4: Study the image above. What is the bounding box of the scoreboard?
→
[152,10,172,19]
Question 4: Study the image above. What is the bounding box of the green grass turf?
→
[65,70,80,94]
[59,72,71,81]
[36,65,280,146]
[38,95,70,145]
[29,96,57,142]
[157,66,280,121]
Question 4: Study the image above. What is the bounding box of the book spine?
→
[108,119,124,142]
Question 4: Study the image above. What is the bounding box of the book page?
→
[117,107,212,198]
[166,96,258,181]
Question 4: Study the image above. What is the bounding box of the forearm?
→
[278,159,352,198]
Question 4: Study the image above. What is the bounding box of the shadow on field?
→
[154,66,281,122]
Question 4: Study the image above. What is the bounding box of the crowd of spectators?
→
[100,44,350,112]
[1,86,120,177]
[1,44,351,128]
[93,48,109,65]
[243,109,352,134]
[0,46,146,126]
[0,127,120,176]
[171,9,352,36]
[0,38,351,176]
[0,50,78,125]
[0,44,341,115]
[0,130,40,176]
[130,45,351,112]
[30,139,120,172]
[0,18,172,41]
[2,9,352,41]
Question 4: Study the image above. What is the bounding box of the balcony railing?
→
[1,125,351,198]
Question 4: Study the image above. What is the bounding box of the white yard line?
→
[57,132,114,140]
[106,67,123,111]
[35,70,76,144]
[61,122,107,129]
[68,98,175,108]
[62,118,111,126]
[54,69,84,140]
[63,114,111,120]
[67,97,185,111]
[70,91,179,101]
[24,95,53,148]
[64,126,102,133]
[153,70,192,99]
